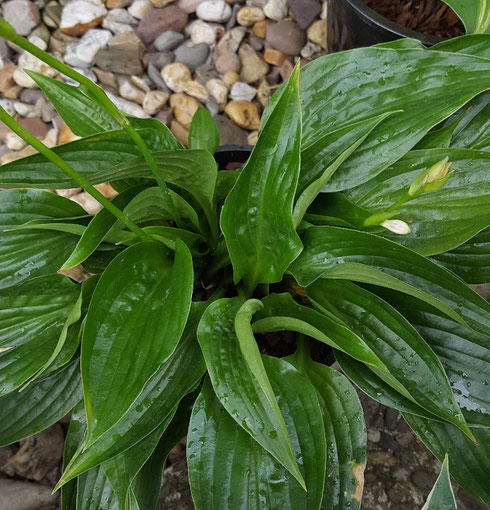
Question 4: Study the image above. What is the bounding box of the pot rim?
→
[339,0,444,46]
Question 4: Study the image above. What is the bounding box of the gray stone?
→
[174,42,210,71]
[195,62,219,84]
[196,0,232,23]
[136,5,188,45]
[3,1,40,36]
[216,26,246,54]
[263,0,287,21]
[102,7,138,34]
[410,470,435,491]
[215,114,248,145]
[204,96,219,117]
[266,20,306,55]
[19,89,44,104]
[94,32,144,74]
[287,0,321,29]
[0,479,58,510]
[147,62,171,91]
[230,81,256,101]
[154,30,185,51]
[64,28,112,67]
[145,51,175,69]
[0,40,12,69]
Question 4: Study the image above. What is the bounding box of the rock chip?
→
[102,7,138,33]
[266,20,306,55]
[287,0,321,30]
[13,51,58,88]
[174,42,210,71]
[238,43,269,84]
[222,69,239,88]
[156,105,173,126]
[147,62,171,90]
[225,100,260,130]
[230,81,256,101]
[307,19,326,48]
[161,62,192,92]
[263,0,287,21]
[301,41,323,59]
[128,0,153,18]
[64,28,111,67]
[154,30,185,51]
[118,76,146,104]
[60,0,107,36]
[196,1,232,23]
[3,0,41,36]
[206,78,228,105]
[107,90,150,117]
[216,26,246,54]
[142,90,169,114]
[183,80,209,102]
[170,119,189,146]
[190,20,223,45]
[215,50,241,74]
[94,31,144,74]
[145,50,175,69]
[263,48,289,66]
[136,5,188,45]
[169,92,201,128]
[252,19,274,38]
[0,64,17,95]
[236,6,265,26]
[43,1,62,28]
[195,62,219,83]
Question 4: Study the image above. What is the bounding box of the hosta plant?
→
[0,18,490,510]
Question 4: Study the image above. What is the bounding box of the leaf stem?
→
[0,20,180,226]
[0,106,151,242]
[295,333,310,371]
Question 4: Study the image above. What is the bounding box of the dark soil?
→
[361,0,465,38]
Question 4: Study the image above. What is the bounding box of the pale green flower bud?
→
[380,219,411,235]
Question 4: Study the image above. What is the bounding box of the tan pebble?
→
[222,70,239,88]
[0,64,17,94]
[236,6,265,27]
[69,191,103,215]
[263,48,289,67]
[206,78,228,106]
[42,128,60,148]
[247,130,258,145]
[170,119,189,147]
[161,62,192,93]
[169,93,200,129]
[252,19,274,38]
[257,78,272,108]
[4,85,23,100]
[118,77,146,104]
[1,152,24,164]
[143,90,170,115]
[184,80,209,102]
[307,19,326,49]
[56,188,83,198]
[92,67,118,89]
[280,59,294,81]
[238,43,269,84]
[94,183,118,199]
[151,0,177,6]
[6,133,27,151]
[131,75,151,93]
[225,100,260,130]
[58,124,81,145]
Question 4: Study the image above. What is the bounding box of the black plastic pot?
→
[326,0,442,52]
[214,144,253,168]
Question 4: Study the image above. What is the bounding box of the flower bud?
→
[408,157,452,196]
[380,219,411,235]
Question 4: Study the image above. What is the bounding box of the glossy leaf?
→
[307,279,473,438]
[431,34,490,58]
[81,241,193,445]
[287,350,367,510]
[282,47,490,191]
[0,130,182,188]
[441,0,490,34]
[252,293,386,371]
[188,107,220,154]
[379,289,490,428]
[0,188,85,289]
[0,274,80,395]
[422,454,456,510]
[26,71,119,136]
[289,226,490,336]
[404,414,490,505]
[346,148,490,255]
[0,359,81,446]
[432,227,490,283]
[77,464,120,510]
[188,357,326,510]
[221,63,302,291]
[59,304,206,485]
[197,297,304,487]
[63,186,147,269]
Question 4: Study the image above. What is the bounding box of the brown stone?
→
[136,5,188,45]
[169,93,200,129]
[58,124,80,145]
[170,119,188,146]
[225,100,260,130]
[264,48,290,67]
[18,117,48,139]
[252,19,274,39]
[0,64,17,94]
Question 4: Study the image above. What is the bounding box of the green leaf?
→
[25,71,119,136]
[197,297,305,488]
[59,303,206,486]
[289,226,490,337]
[307,279,473,439]
[0,188,85,289]
[335,350,440,420]
[431,34,490,58]
[0,274,79,395]
[188,357,326,509]
[131,392,198,510]
[306,193,371,229]
[346,148,490,255]
[378,289,490,428]
[450,91,490,150]
[432,227,490,284]
[441,0,490,34]
[220,63,302,291]
[252,293,386,371]
[102,419,168,510]
[81,241,193,445]
[63,185,147,269]
[0,130,183,188]
[422,454,457,510]
[287,351,367,510]
[284,47,490,191]
[0,359,81,446]
[188,107,220,154]
[77,464,120,510]
[403,414,490,505]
